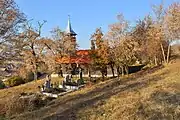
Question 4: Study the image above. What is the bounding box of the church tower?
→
[65,15,77,43]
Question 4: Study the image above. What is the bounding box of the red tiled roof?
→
[76,50,90,56]
[56,50,91,64]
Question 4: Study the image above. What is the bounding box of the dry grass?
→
[0,77,63,115]
[76,60,180,120]
[1,59,180,120]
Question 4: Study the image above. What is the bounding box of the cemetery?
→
[40,68,86,98]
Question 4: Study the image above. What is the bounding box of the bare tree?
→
[0,0,25,64]
[90,28,109,79]
[164,2,180,63]
[19,20,46,80]
[51,27,78,57]
[106,14,135,76]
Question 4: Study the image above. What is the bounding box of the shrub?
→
[0,116,6,120]
[77,78,84,85]
[24,72,34,83]
[4,76,25,87]
[24,72,43,83]
[0,80,6,89]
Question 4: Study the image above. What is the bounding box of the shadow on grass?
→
[41,71,167,120]
[151,91,180,106]
[136,90,180,120]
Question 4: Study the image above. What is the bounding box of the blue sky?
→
[15,0,178,49]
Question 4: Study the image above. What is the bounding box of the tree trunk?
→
[117,66,120,77]
[33,71,37,81]
[88,66,91,78]
[104,66,107,77]
[154,56,157,66]
[125,66,129,75]
[101,70,105,81]
[121,66,124,76]
[167,45,171,64]
[110,64,115,77]
[160,43,166,64]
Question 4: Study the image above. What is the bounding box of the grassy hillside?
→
[2,59,180,120]
[0,77,63,116]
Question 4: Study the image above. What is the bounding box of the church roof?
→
[65,16,77,36]
[55,50,91,64]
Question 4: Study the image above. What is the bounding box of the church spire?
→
[65,15,77,36]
